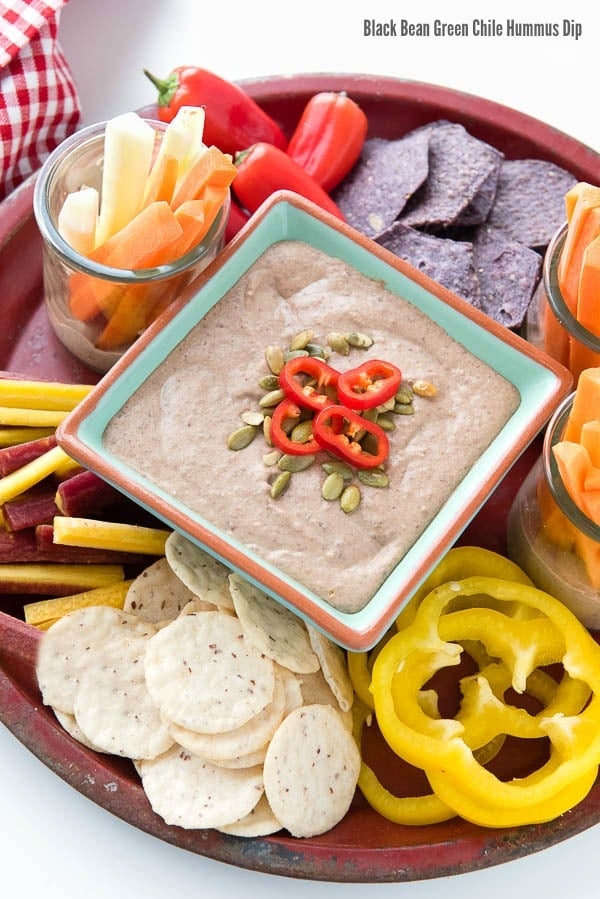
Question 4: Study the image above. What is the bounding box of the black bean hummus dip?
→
[104,241,519,614]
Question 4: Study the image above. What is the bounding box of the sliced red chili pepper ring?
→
[270,399,320,455]
[337,360,402,411]
[278,356,340,411]
[313,404,389,469]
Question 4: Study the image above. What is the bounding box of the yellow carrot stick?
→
[52,516,170,555]
[0,563,124,593]
[0,428,56,447]
[0,445,74,505]
[0,407,68,428]
[24,578,133,625]
[0,379,93,411]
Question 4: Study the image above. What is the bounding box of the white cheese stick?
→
[95,112,156,248]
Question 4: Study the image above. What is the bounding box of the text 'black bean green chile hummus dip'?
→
[104,241,519,613]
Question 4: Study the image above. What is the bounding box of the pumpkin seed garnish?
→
[227,424,257,451]
[346,331,374,349]
[259,374,280,391]
[395,383,414,405]
[392,401,415,415]
[289,329,314,351]
[290,420,314,444]
[326,332,350,356]
[412,379,438,397]
[340,484,361,513]
[283,349,310,362]
[259,388,286,408]
[270,470,292,499]
[322,460,354,480]
[305,343,329,359]
[263,415,273,446]
[278,453,316,473]
[357,469,389,488]
[240,410,265,427]
[263,450,281,466]
[322,471,345,501]
[265,345,285,375]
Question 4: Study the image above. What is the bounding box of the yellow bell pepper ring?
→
[370,575,600,826]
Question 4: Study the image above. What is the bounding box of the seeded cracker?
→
[217,794,282,837]
[168,668,286,761]
[143,611,276,733]
[124,556,199,623]
[72,626,174,759]
[228,573,320,674]
[164,530,234,610]
[263,704,361,838]
[139,746,264,829]
[36,605,157,714]
[306,624,354,712]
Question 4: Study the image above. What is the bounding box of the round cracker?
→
[306,624,354,712]
[165,531,234,610]
[139,745,264,829]
[228,574,319,674]
[203,745,267,769]
[217,794,282,837]
[143,611,275,734]
[53,708,107,753]
[124,557,198,623]
[263,704,360,838]
[73,631,173,760]
[168,668,286,760]
[36,606,156,714]
[298,670,353,731]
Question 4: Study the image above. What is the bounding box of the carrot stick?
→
[557,191,600,312]
[576,234,600,337]
[68,202,183,322]
[580,419,600,467]
[171,146,236,210]
[94,281,168,350]
[563,368,600,442]
[142,153,179,207]
[552,441,592,504]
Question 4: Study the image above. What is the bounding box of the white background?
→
[2,0,600,897]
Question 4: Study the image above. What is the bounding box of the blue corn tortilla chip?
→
[485,158,578,249]
[472,226,543,329]
[332,130,430,238]
[375,221,480,308]
[399,121,504,230]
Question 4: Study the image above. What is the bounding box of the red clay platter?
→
[1,74,599,883]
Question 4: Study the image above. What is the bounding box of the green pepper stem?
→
[143,69,179,107]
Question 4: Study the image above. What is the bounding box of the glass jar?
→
[525,221,600,385]
[507,392,600,629]
[33,120,229,373]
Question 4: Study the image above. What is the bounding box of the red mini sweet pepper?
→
[287,91,368,192]
[278,356,339,411]
[144,67,288,156]
[233,143,345,220]
[313,405,389,469]
[337,360,402,410]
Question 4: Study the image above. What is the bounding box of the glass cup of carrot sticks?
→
[507,369,600,630]
[33,109,235,373]
[525,182,600,386]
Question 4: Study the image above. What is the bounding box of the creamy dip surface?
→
[105,241,519,614]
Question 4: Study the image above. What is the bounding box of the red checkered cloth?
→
[0,0,81,200]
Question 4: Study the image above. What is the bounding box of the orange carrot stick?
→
[171,146,236,210]
[143,154,179,207]
[68,202,183,322]
[563,368,600,442]
[558,189,600,312]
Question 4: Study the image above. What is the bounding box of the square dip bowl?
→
[57,191,571,650]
